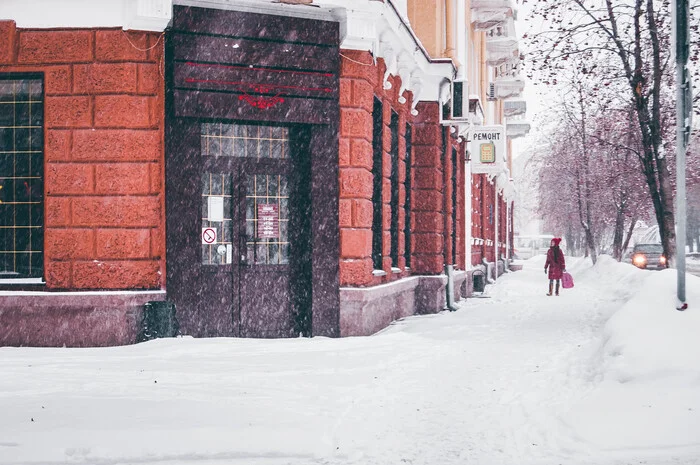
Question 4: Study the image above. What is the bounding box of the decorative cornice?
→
[324,0,456,106]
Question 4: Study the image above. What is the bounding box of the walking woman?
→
[544,237,566,296]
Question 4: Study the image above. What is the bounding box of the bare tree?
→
[525,0,691,263]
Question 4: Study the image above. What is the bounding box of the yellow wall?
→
[407,0,444,59]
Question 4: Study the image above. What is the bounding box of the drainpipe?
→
[444,0,459,67]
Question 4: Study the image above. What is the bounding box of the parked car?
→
[630,243,668,270]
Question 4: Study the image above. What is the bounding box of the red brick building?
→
[0,0,524,346]
[0,20,166,346]
[337,48,466,335]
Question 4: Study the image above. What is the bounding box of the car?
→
[630,243,668,270]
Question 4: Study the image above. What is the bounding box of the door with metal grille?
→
[196,124,308,337]
[236,161,295,337]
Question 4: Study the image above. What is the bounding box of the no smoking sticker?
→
[202,227,217,244]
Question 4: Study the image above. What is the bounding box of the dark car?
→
[630,243,668,270]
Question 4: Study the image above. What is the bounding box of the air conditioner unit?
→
[451,80,469,120]
[441,80,470,125]
[487,82,496,100]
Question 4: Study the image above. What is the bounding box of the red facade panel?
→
[0,22,165,290]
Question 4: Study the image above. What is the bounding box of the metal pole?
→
[674,0,690,310]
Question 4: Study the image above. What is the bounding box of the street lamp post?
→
[674,0,691,310]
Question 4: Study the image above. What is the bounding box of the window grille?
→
[404,124,412,268]
[389,111,399,268]
[0,75,43,280]
[201,123,288,159]
[371,98,383,270]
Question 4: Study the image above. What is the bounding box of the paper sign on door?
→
[208,196,224,222]
[257,204,279,238]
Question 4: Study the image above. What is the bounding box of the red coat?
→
[545,246,566,279]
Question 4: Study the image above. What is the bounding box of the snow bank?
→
[562,256,700,457]
[603,267,700,384]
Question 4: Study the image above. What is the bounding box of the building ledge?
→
[506,120,531,139]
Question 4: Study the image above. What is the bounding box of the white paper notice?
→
[208,196,225,222]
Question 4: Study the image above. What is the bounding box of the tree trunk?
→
[584,227,597,264]
[621,217,637,258]
[612,208,625,260]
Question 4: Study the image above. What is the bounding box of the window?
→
[201,123,288,159]
[451,147,458,265]
[0,75,43,280]
[200,123,290,266]
[371,98,383,270]
[244,173,289,265]
[404,124,412,268]
[389,111,399,268]
[201,173,233,265]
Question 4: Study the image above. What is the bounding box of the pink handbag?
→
[562,271,574,289]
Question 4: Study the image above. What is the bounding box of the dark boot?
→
[547,282,553,296]
[555,281,560,296]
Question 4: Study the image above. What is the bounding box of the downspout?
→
[444,0,459,67]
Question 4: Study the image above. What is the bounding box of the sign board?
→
[257,204,279,238]
[469,125,506,175]
[202,227,217,244]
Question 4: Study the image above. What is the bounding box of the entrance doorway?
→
[167,123,312,338]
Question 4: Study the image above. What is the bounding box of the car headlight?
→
[633,254,647,266]
[659,256,667,265]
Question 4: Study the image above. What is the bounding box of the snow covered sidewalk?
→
[1,256,699,465]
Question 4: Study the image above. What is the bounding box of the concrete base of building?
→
[339,274,451,337]
[453,270,467,303]
[0,291,166,347]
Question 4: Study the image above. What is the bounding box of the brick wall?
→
[339,50,414,287]
[412,102,445,275]
[471,173,509,264]
[0,22,164,290]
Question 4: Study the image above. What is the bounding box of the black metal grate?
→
[0,76,43,279]
[371,97,383,270]
[389,111,399,268]
[452,147,458,265]
[404,124,412,268]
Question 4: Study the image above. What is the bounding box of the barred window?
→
[389,111,399,268]
[451,147,458,265]
[0,75,43,280]
[371,98,383,270]
[404,124,412,268]
[201,123,288,159]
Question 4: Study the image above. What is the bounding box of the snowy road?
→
[1,257,699,465]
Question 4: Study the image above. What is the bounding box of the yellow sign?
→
[480,141,495,163]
